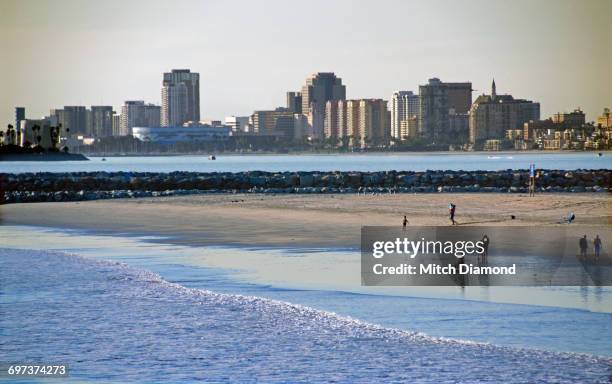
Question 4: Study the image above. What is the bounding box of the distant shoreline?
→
[80,150,610,157]
[0,152,89,161]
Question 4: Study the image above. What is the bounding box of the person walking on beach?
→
[579,235,588,259]
[402,215,408,230]
[480,234,490,264]
[449,203,456,225]
[594,235,602,261]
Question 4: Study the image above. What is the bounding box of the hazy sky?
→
[1,0,611,127]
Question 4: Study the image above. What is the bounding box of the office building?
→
[15,107,25,130]
[390,91,419,139]
[418,78,472,141]
[144,104,161,127]
[90,106,114,138]
[286,92,302,114]
[161,69,200,126]
[469,80,540,144]
[301,72,346,138]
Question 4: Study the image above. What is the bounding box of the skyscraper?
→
[301,72,346,138]
[390,91,419,140]
[161,69,200,126]
[90,106,114,138]
[15,107,25,130]
[418,78,472,141]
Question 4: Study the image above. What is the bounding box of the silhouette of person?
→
[449,203,456,225]
[594,235,602,260]
[579,235,588,259]
[402,215,408,230]
[481,234,490,264]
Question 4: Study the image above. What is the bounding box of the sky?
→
[1,0,611,128]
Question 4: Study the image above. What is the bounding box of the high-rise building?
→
[120,101,161,136]
[112,113,121,136]
[324,100,342,140]
[390,91,419,140]
[469,80,540,144]
[400,116,419,139]
[326,99,389,147]
[161,69,200,126]
[286,92,302,114]
[15,107,25,130]
[161,82,188,127]
[418,78,472,141]
[301,72,346,138]
[53,106,88,135]
[90,106,114,138]
[144,104,161,127]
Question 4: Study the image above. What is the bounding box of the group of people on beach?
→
[579,235,603,261]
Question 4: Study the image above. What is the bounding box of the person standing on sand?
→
[403,216,408,230]
[579,235,588,259]
[449,203,456,225]
[593,235,602,260]
[480,234,490,264]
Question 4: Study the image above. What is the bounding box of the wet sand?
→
[1,193,609,248]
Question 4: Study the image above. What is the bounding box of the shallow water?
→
[1,225,611,360]
[1,248,611,383]
[1,152,610,173]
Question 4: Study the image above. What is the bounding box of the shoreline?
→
[82,150,612,157]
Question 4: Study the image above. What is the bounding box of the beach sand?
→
[1,193,609,248]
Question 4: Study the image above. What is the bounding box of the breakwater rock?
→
[1,170,609,204]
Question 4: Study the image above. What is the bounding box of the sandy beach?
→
[1,193,609,248]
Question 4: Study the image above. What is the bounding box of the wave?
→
[2,248,611,383]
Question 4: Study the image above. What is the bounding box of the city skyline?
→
[1,0,611,127]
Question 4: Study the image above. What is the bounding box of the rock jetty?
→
[1,170,609,204]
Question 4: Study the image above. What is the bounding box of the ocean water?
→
[1,152,610,174]
[1,226,612,382]
[2,248,611,383]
